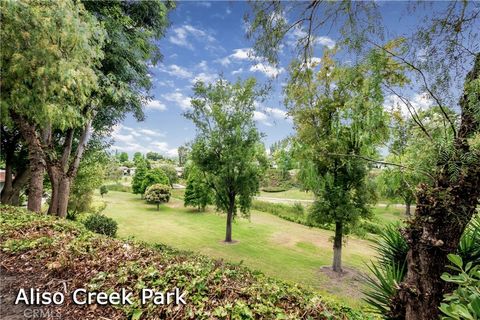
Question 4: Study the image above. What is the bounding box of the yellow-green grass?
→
[100,191,377,307]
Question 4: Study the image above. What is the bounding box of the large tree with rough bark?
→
[1,0,104,213]
[1,0,174,217]
[185,78,266,243]
[247,1,479,319]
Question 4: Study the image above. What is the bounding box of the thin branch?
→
[369,40,458,137]
[384,84,433,141]
[327,152,435,180]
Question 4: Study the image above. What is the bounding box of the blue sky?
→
[111,1,448,158]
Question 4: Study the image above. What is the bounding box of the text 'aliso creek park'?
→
[15,288,187,306]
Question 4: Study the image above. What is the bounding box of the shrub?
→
[144,184,171,210]
[261,186,288,192]
[439,254,480,320]
[83,214,118,237]
[158,164,179,186]
[100,185,108,197]
[141,168,170,195]
[184,165,212,211]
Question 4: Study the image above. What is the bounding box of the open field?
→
[100,191,378,307]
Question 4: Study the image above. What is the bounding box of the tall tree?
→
[286,50,398,272]
[42,0,173,217]
[185,79,266,242]
[1,0,104,212]
[247,2,480,318]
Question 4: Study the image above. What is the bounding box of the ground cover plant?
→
[0,205,371,319]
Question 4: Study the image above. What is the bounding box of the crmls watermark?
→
[23,308,61,319]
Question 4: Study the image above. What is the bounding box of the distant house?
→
[118,166,136,176]
[175,167,183,177]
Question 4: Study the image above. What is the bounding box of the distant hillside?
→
[0,206,372,319]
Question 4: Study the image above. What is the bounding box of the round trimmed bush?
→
[83,214,118,237]
[144,183,171,210]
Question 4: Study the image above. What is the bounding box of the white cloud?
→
[164,91,191,110]
[287,27,335,49]
[253,111,272,126]
[150,142,178,157]
[169,24,215,50]
[191,72,216,84]
[113,133,135,144]
[316,36,336,49]
[231,48,255,60]
[157,80,174,87]
[384,92,433,118]
[139,129,165,137]
[145,100,167,111]
[226,8,232,15]
[217,56,231,66]
[231,68,243,75]
[162,64,193,79]
[197,60,208,71]
[266,107,287,119]
[250,63,285,77]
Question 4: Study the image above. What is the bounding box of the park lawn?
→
[100,191,377,307]
[372,206,405,226]
[259,188,314,200]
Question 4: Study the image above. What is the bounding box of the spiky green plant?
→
[363,215,479,318]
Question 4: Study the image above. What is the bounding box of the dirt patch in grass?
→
[317,266,366,302]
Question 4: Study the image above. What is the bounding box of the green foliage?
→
[158,164,178,186]
[132,159,148,195]
[1,0,104,128]
[146,152,164,161]
[105,183,132,193]
[439,254,480,320]
[100,185,108,197]
[185,78,266,219]
[141,168,169,195]
[458,214,480,267]
[144,184,171,210]
[286,49,400,269]
[184,164,212,211]
[83,214,118,237]
[364,215,480,316]
[118,152,129,163]
[68,147,108,214]
[261,168,294,191]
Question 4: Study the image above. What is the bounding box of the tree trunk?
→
[405,202,411,216]
[225,193,235,242]
[156,203,159,211]
[45,122,92,218]
[47,167,59,215]
[11,112,45,212]
[56,176,71,218]
[1,168,29,205]
[27,161,44,212]
[225,210,233,242]
[332,221,343,272]
[390,54,480,320]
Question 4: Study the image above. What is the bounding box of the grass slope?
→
[0,205,371,320]
[101,191,377,307]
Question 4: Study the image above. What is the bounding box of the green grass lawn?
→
[100,191,377,307]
